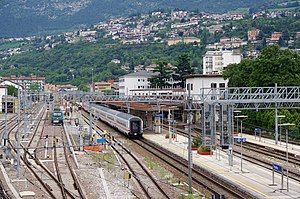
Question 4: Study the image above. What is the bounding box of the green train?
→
[51,107,64,125]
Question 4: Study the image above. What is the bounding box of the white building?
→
[0,86,7,112]
[119,71,157,96]
[185,74,228,96]
[0,80,23,90]
[1,75,45,91]
[203,50,241,74]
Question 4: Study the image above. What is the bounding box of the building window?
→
[219,83,225,88]
[191,84,193,91]
[211,83,217,88]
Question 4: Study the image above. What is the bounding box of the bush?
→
[197,145,211,152]
[192,135,202,148]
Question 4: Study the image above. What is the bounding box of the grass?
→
[179,194,203,199]
[144,156,174,181]
[88,151,116,171]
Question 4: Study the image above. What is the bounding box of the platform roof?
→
[102,102,181,112]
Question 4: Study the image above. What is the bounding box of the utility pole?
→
[187,84,193,194]
[30,92,33,125]
[275,83,278,144]
[4,88,8,155]
[168,108,171,144]
[89,101,93,144]
[17,83,21,178]
[24,87,27,139]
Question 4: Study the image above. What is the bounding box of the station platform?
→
[144,133,300,199]
[241,133,300,157]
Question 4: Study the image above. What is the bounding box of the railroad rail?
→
[53,140,68,199]
[234,142,300,182]
[81,108,258,198]
[60,127,87,199]
[164,122,300,183]
[81,111,170,199]
[7,105,58,198]
[135,138,255,199]
[6,104,80,199]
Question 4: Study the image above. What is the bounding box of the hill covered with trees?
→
[0,0,290,37]
[0,41,204,90]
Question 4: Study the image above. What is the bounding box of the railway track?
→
[234,142,300,182]
[59,127,87,199]
[5,102,85,198]
[6,104,59,198]
[164,122,300,182]
[134,138,255,199]
[81,109,258,198]
[0,180,10,199]
[81,111,170,199]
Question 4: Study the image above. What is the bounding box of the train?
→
[82,102,143,138]
[51,104,64,125]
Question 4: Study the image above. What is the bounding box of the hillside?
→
[0,0,287,37]
[0,41,204,89]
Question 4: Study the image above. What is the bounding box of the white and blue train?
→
[83,103,143,138]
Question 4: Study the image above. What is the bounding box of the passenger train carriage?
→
[51,104,64,125]
[83,103,143,138]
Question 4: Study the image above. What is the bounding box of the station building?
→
[105,73,229,130]
[185,74,228,95]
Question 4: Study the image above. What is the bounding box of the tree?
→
[29,82,40,92]
[149,61,172,89]
[224,45,300,87]
[173,54,194,88]
[7,85,18,96]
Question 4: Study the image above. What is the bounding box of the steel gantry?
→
[60,85,300,146]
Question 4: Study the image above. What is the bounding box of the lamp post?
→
[235,115,247,172]
[277,115,285,145]
[234,110,241,133]
[278,123,295,192]
[168,106,177,144]
[91,68,94,92]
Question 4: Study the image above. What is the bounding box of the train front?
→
[129,118,143,138]
[51,110,64,125]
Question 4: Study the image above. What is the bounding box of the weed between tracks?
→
[87,151,116,171]
[144,156,176,183]
[144,156,204,199]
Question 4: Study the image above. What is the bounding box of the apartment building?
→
[203,50,242,74]
[119,71,156,96]
[1,75,45,91]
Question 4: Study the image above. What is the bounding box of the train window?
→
[53,112,62,116]
[132,122,138,130]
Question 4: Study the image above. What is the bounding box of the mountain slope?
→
[0,0,285,37]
